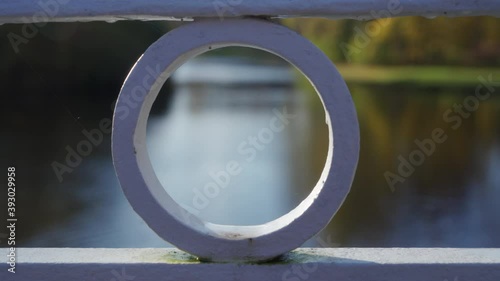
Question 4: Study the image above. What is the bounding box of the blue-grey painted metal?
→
[111,18,359,262]
[2,248,500,281]
[0,0,499,23]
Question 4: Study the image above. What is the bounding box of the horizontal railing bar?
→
[2,248,500,281]
[0,0,499,24]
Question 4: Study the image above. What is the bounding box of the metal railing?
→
[1,1,500,280]
[1,0,500,23]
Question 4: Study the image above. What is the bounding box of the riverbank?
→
[335,64,500,86]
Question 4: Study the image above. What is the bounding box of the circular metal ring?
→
[112,18,359,262]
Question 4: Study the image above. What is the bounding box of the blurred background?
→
[0,16,499,248]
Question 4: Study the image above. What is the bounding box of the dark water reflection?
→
[326,84,500,247]
[5,61,500,248]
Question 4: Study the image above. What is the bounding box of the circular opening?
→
[113,19,358,261]
[146,46,329,226]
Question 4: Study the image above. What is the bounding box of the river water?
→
[18,57,500,248]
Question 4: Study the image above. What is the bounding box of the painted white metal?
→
[112,18,359,262]
[0,0,499,24]
[3,248,500,281]
[1,0,496,276]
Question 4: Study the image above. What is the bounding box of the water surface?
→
[11,59,500,248]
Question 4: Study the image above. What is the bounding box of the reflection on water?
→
[326,84,500,247]
[12,58,500,248]
[147,86,310,225]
